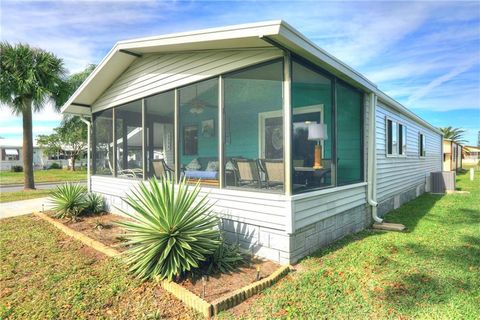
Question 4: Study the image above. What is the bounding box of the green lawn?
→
[0,169,86,185]
[0,189,52,203]
[1,172,478,319]
[0,216,199,319]
[225,170,479,319]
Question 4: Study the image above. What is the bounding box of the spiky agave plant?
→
[84,192,105,215]
[49,183,87,219]
[117,176,220,281]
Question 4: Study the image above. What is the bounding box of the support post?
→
[174,88,180,182]
[218,75,225,188]
[142,98,147,180]
[283,51,292,197]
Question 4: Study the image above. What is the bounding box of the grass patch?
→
[0,216,199,319]
[224,171,480,319]
[0,169,86,185]
[0,189,52,203]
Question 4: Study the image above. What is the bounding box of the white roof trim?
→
[61,20,441,135]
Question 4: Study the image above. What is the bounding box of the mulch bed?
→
[46,211,129,252]
[49,212,283,305]
[180,259,280,302]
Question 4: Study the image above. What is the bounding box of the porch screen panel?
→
[115,99,143,179]
[145,91,175,178]
[223,60,284,192]
[291,61,334,193]
[336,82,363,185]
[178,78,219,186]
[93,109,113,175]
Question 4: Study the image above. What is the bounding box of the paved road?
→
[0,197,52,219]
[0,181,87,193]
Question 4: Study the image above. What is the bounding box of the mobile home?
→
[61,21,442,264]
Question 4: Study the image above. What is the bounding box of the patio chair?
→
[259,159,284,189]
[152,159,174,178]
[231,158,262,188]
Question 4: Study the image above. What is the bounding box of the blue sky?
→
[1,0,479,145]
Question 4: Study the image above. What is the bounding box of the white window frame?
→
[398,123,407,157]
[386,117,408,157]
[386,117,397,157]
[419,133,426,158]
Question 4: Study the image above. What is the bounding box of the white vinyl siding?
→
[92,48,283,113]
[91,175,289,231]
[292,183,367,230]
[376,102,442,201]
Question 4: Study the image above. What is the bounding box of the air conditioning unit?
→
[430,171,456,194]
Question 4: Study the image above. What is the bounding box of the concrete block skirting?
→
[378,182,426,217]
[219,204,370,265]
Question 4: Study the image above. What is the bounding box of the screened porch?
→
[92,56,364,195]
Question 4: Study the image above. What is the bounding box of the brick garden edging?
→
[33,211,290,318]
[158,265,291,318]
[33,212,120,258]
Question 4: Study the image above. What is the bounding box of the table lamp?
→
[308,123,327,169]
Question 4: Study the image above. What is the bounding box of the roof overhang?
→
[61,20,441,135]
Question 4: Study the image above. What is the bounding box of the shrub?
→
[49,162,61,169]
[84,192,105,215]
[207,241,244,274]
[10,165,23,172]
[117,177,220,281]
[50,183,87,219]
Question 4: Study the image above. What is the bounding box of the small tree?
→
[37,116,87,171]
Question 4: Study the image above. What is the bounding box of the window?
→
[93,109,113,175]
[179,78,219,185]
[336,81,363,185]
[3,149,19,161]
[145,91,175,178]
[398,123,407,156]
[224,60,283,192]
[291,61,333,192]
[419,133,426,157]
[115,100,143,179]
[386,119,398,156]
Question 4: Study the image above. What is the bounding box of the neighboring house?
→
[61,21,442,264]
[464,145,480,166]
[443,139,463,171]
[0,138,85,171]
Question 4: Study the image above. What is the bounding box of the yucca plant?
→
[117,176,220,281]
[84,192,105,215]
[207,240,244,274]
[49,183,87,219]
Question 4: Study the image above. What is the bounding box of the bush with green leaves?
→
[117,177,220,281]
[49,162,61,169]
[10,165,23,172]
[84,192,105,215]
[50,183,87,219]
[207,241,244,274]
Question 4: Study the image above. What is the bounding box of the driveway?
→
[0,197,52,219]
[0,181,86,193]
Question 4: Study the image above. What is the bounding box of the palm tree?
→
[0,43,65,190]
[440,126,466,144]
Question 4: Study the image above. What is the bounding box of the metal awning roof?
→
[4,149,19,155]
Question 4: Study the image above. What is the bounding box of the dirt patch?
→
[180,259,280,302]
[47,212,129,252]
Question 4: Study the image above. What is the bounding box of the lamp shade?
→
[308,123,328,141]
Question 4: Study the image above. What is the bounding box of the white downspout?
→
[367,92,383,223]
[80,117,91,193]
